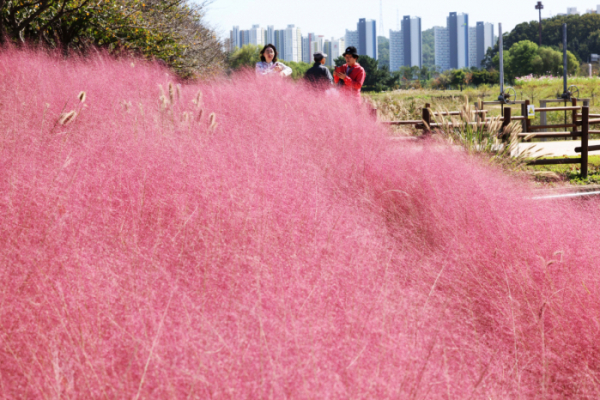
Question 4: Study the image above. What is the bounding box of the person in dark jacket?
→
[304,52,333,88]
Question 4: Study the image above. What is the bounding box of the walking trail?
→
[516,139,600,157]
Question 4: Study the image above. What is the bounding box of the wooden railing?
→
[380,101,596,178]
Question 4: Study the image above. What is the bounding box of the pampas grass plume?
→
[58,110,77,125]
[168,82,175,104]
[208,112,217,131]
[192,90,203,108]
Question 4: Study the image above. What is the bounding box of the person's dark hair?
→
[260,44,278,62]
[314,55,324,63]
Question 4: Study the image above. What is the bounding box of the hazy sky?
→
[201,0,597,40]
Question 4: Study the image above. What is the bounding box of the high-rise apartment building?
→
[329,38,345,66]
[468,27,478,68]
[249,25,264,46]
[230,26,240,51]
[434,16,494,71]
[311,35,326,54]
[448,12,469,69]
[267,26,275,45]
[302,36,310,63]
[323,40,332,64]
[358,18,377,59]
[283,25,302,62]
[389,16,422,71]
[433,13,469,71]
[345,30,359,50]
[433,26,450,71]
[476,22,495,68]
[389,30,404,71]
[274,30,285,57]
[403,16,421,68]
[302,33,317,63]
[241,30,250,46]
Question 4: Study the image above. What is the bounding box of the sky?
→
[200,0,598,40]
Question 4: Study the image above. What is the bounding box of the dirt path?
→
[516,139,600,157]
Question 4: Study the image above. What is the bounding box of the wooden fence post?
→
[501,107,512,142]
[539,99,547,126]
[582,106,589,179]
[422,103,431,133]
[521,100,529,133]
[572,98,578,139]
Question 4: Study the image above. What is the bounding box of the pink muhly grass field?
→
[1,48,600,399]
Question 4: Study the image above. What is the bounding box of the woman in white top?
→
[255,44,292,77]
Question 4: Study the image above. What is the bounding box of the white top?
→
[255,61,293,77]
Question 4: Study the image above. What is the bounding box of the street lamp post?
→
[535,1,544,46]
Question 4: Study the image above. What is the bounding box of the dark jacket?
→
[304,63,333,87]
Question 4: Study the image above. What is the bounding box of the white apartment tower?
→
[476,22,495,68]
[433,13,470,71]
[389,16,422,71]
[249,25,264,46]
[329,38,345,65]
[267,26,275,45]
[284,25,302,62]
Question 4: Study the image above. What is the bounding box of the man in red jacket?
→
[333,46,366,100]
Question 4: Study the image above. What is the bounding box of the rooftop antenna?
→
[379,0,384,34]
[497,23,516,109]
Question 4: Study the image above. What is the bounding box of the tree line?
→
[503,13,600,63]
[0,0,226,77]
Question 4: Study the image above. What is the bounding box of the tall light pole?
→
[535,1,544,46]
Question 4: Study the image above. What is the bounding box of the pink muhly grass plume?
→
[1,47,600,398]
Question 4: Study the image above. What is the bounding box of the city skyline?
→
[230,13,496,73]
[202,0,598,40]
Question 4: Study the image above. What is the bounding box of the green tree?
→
[451,69,466,90]
[377,36,389,70]
[398,66,414,80]
[228,44,261,70]
[508,40,539,78]
[533,46,562,75]
[563,50,580,75]
[502,13,600,65]
[0,0,226,77]
[492,47,514,81]
[357,55,392,91]
[334,55,345,67]
[333,55,393,91]
[422,28,435,68]
[286,61,312,80]
[433,70,452,90]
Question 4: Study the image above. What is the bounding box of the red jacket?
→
[334,63,366,98]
